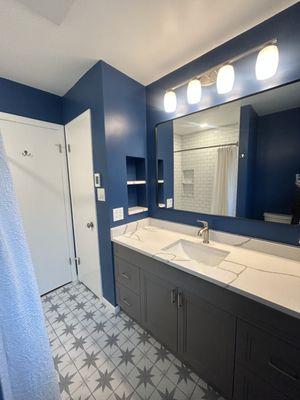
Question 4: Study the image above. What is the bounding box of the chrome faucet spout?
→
[197,220,210,244]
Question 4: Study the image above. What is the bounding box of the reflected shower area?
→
[156,81,300,225]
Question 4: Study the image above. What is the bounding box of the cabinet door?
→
[140,270,178,353]
[178,289,235,399]
[234,365,290,400]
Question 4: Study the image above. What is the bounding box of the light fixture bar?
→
[167,39,277,92]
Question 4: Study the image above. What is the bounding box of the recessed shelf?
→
[126,156,148,215]
[127,180,146,185]
[128,206,148,215]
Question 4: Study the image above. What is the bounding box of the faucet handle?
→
[197,220,208,227]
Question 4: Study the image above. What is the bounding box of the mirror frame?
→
[154,80,300,228]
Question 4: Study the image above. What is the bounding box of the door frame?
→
[0,111,77,284]
[64,109,103,297]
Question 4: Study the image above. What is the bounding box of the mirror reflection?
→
[156,81,300,225]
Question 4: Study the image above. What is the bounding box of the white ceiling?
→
[173,81,300,135]
[0,0,297,96]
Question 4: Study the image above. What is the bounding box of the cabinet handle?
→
[122,298,131,307]
[170,289,177,304]
[268,360,298,381]
[121,272,130,280]
[177,291,183,308]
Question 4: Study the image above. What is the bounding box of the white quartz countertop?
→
[112,222,300,319]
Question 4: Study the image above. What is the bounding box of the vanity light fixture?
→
[255,44,279,80]
[187,78,202,104]
[164,90,177,113]
[216,64,235,94]
[163,39,278,113]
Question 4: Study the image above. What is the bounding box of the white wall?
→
[173,124,239,213]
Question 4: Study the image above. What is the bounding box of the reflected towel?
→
[0,134,59,400]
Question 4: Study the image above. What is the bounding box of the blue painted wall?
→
[63,61,147,304]
[236,105,258,219]
[146,3,300,245]
[0,77,62,124]
[62,61,116,305]
[252,107,300,219]
[156,120,174,205]
[101,62,148,226]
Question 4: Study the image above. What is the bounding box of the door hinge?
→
[56,144,63,153]
[74,257,80,265]
[67,144,71,153]
[69,257,72,265]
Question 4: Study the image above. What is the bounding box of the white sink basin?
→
[162,239,229,266]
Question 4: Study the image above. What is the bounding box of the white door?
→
[65,110,102,298]
[0,114,75,295]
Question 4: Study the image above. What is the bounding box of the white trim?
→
[65,109,103,296]
[101,297,120,315]
[0,111,62,130]
[0,112,77,283]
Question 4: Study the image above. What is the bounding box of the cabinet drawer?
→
[234,364,290,400]
[236,319,300,400]
[115,256,140,294]
[117,284,141,322]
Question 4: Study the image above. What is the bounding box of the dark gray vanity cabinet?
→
[233,366,291,400]
[114,243,236,398]
[140,270,178,353]
[178,288,235,398]
[235,319,300,400]
[113,243,300,400]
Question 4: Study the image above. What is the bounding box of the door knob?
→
[87,222,94,229]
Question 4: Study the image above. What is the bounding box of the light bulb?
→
[164,90,177,113]
[217,64,235,94]
[187,79,202,104]
[256,44,279,80]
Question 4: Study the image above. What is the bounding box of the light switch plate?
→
[97,188,105,201]
[94,173,101,187]
[113,207,124,222]
[166,198,173,208]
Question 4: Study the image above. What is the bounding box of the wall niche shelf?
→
[127,180,146,185]
[128,206,148,215]
[126,156,148,216]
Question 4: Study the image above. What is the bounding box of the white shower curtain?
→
[211,145,238,217]
[0,134,59,400]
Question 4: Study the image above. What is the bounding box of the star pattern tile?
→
[43,281,225,400]
[119,348,135,366]
[95,369,115,392]
[136,366,155,389]
[175,364,195,385]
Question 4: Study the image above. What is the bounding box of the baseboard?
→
[101,297,120,315]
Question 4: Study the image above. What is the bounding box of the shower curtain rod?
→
[174,141,239,153]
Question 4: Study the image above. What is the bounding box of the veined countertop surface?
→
[111,219,300,319]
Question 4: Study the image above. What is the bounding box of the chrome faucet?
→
[197,220,209,244]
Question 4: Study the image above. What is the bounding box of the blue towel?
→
[0,135,60,400]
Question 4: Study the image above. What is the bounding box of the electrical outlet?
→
[166,198,173,208]
[113,207,124,222]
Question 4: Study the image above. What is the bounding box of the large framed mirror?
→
[156,81,300,225]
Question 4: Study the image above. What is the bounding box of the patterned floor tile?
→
[149,376,188,400]
[126,357,163,399]
[167,359,198,398]
[86,360,121,400]
[43,281,225,400]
